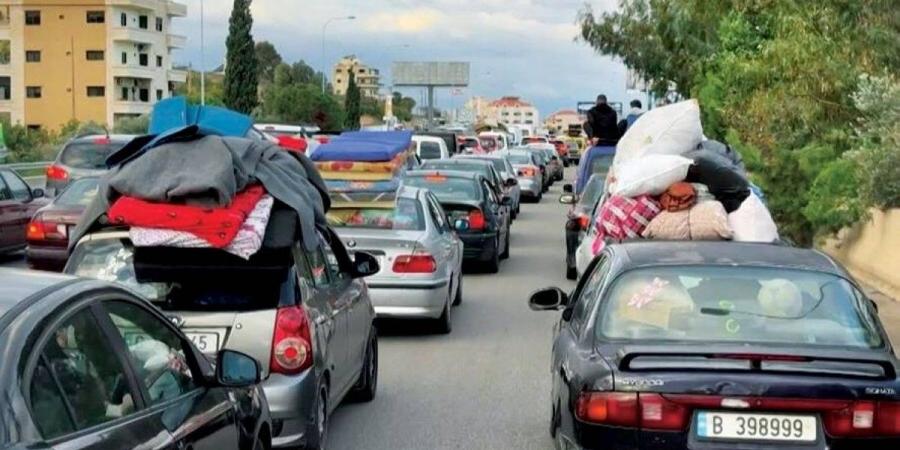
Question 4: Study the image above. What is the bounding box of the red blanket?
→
[108,185,266,248]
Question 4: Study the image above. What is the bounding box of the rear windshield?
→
[460,157,506,173]
[55,178,100,207]
[59,141,127,169]
[596,266,883,349]
[505,153,533,165]
[404,176,482,203]
[479,137,498,150]
[461,138,479,149]
[67,239,284,311]
[327,197,425,230]
[422,161,490,179]
[418,141,443,160]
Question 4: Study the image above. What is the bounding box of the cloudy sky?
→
[172,0,637,117]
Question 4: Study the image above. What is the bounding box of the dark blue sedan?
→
[530,241,900,450]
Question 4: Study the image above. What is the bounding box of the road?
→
[328,170,577,450]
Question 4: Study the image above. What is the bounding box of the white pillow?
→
[615,99,704,167]
[610,154,693,197]
[728,193,779,242]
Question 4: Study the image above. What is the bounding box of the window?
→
[139,54,148,66]
[427,195,450,233]
[1,171,31,201]
[25,10,40,26]
[86,11,104,23]
[86,50,104,61]
[571,256,610,327]
[155,17,163,32]
[305,245,331,287]
[120,12,126,27]
[121,52,127,64]
[321,238,344,282]
[156,55,162,67]
[138,15,148,29]
[0,76,10,100]
[26,86,41,98]
[156,89,162,101]
[25,50,40,62]
[139,88,149,102]
[29,308,136,438]
[87,86,105,97]
[121,87,128,101]
[104,301,198,404]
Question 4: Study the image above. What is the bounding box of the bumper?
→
[367,280,450,319]
[460,232,499,261]
[26,244,68,271]
[263,370,318,448]
[518,178,541,197]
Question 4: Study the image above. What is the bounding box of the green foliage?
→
[847,74,900,209]
[392,92,416,122]
[0,119,108,163]
[255,41,282,84]
[579,0,899,243]
[259,83,344,130]
[175,71,226,106]
[113,115,150,135]
[223,0,258,114]
[344,73,361,130]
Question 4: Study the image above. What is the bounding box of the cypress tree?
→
[223,0,258,114]
[344,72,361,130]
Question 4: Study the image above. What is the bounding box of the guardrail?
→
[0,161,52,172]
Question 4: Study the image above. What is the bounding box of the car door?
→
[99,299,241,450]
[482,179,508,245]
[23,301,174,449]
[0,170,38,250]
[0,174,13,248]
[319,233,361,397]
[324,228,370,387]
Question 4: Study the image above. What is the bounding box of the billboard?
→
[393,62,470,87]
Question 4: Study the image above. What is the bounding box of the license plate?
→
[696,411,817,442]
[185,331,220,353]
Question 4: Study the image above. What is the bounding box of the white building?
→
[489,96,539,130]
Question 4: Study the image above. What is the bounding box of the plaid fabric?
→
[591,195,661,254]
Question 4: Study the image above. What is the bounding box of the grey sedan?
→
[44,134,136,196]
[329,186,464,333]
[497,149,544,202]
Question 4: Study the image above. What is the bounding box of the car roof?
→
[412,135,443,143]
[608,241,845,276]
[69,134,136,143]
[427,158,493,167]
[456,154,503,161]
[0,269,76,316]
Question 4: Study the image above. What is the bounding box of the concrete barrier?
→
[823,208,900,300]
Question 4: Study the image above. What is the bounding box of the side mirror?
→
[32,188,45,198]
[563,184,574,193]
[559,194,577,205]
[216,349,261,387]
[351,251,380,278]
[453,218,470,232]
[504,178,518,187]
[528,287,568,311]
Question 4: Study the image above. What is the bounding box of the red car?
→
[0,169,48,255]
[26,177,99,270]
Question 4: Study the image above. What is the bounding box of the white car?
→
[412,135,451,160]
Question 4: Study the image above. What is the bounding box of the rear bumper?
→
[518,178,541,197]
[367,280,450,319]
[460,232,499,261]
[26,244,68,271]
[263,370,318,448]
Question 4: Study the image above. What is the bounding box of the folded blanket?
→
[590,195,661,254]
[109,185,265,248]
[130,195,274,259]
[319,171,397,181]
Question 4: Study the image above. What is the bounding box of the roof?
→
[608,241,845,275]
[548,109,579,117]
[0,269,75,316]
[424,159,493,168]
[490,96,533,108]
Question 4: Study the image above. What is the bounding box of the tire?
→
[452,273,463,306]
[500,229,510,260]
[566,266,577,280]
[483,237,500,274]
[303,386,328,450]
[349,333,378,402]
[434,298,452,334]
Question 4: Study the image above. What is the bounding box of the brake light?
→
[468,209,486,231]
[393,253,437,273]
[825,400,900,437]
[577,214,590,231]
[270,306,313,375]
[576,392,638,426]
[520,167,536,177]
[640,394,690,430]
[46,165,68,181]
[26,220,67,242]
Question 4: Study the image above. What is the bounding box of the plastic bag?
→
[728,193,779,242]
[685,151,750,212]
[615,99,704,166]
[610,154,693,197]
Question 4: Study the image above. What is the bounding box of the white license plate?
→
[696,411,817,442]
[185,331,220,353]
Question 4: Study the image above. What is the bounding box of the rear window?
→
[59,140,127,169]
[55,178,100,207]
[418,141,443,160]
[422,161,490,179]
[578,177,605,209]
[404,176,482,203]
[505,153,533,165]
[479,137,498,151]
[327,198,425,230]
[597,266,883,349]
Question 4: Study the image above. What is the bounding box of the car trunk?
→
[334,228,426,281]
[166,309,277,375]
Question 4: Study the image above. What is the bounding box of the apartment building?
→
[544,109,582,134]
[0,0,187,131]
[332,55,380,99]
[489,96,539,129]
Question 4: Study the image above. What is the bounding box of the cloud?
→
[363,8,442,33]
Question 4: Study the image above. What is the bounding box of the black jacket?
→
[587,103,620,144]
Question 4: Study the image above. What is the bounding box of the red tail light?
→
[640,394,690,430]
[46,165,68,181]
[270,306,313,375]
[576,392,688,430]
[468,209,486,231]
[825,400,900,437]
[27,220,67,242]
[577,214,590,231]
[520,167,536,177]
[392,253,437,273]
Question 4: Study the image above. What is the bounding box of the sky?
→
[171,0,641,117]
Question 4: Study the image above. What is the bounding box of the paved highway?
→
[328,170,577,449]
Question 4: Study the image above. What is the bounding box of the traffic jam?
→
[1,96,898,450]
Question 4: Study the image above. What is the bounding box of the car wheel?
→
[500,230,510,260]
[434,298,452,334]
[483,237,500,274]
[452,273,463,306]
[350,332,378,402]
[252,432,267,450]
[566,266,577,280]
[303,386,328,450]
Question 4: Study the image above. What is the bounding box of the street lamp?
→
[199,0,205,105]
[321,15,356,93]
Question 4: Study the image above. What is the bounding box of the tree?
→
[344,73,361,130]
[255,41,282,84]
[290,61,327,87]
[392,92,416,122]
[260,83,345,130]
[223,0,258,114]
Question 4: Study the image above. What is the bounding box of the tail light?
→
[393,252,437,273]
[577,214,590,231]
[26,218,67,242]
[825,400,900,437]
[46,165,68,181]
[468,209,486,231]
[520,167,536,177]
[270,306,313,375]
[576,392,688,430]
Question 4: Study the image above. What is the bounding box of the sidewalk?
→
[866,287,900,346]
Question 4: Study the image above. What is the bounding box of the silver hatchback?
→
[45,134,136,196]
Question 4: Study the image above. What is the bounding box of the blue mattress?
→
[311,131,413,162]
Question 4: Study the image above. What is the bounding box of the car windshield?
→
[59,141,128,169]
[327,198,425,230]
[54,178,100,207]
[418,141,443,160]
[404,176,481,202]
[597,266,883,349]
[505,153,533,165]
[67,238,170,301]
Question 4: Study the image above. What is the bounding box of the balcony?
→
[113,66,157,80]
[108,0,157,11]
[166,1,188,17]
[167,33,186,49]
[113,100,153,115]
[111,27,157,44]
[168,69,187,83]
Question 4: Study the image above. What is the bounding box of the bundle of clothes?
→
[71,97,330,260]
[589,99,779,254]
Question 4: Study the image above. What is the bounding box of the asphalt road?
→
[328,169,577,450]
